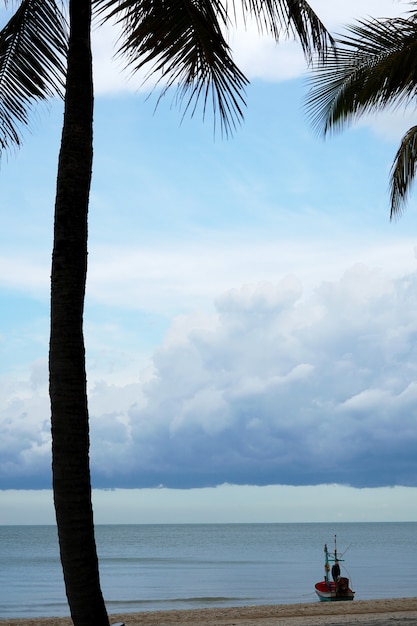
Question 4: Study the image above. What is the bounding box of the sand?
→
[1,598,417,626]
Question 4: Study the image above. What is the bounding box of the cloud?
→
[85,236,417,316]
[0,254,49,298]
[2,266,417,490]
[311,0,402,29]
[120,268,417,489]
[356,109,417,143]
[90,0,404,93]
[0,1,405,97]
[0,388,50,488]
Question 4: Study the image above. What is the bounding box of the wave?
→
[105,596,255,610]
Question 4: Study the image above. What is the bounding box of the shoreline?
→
[1,598,417,626]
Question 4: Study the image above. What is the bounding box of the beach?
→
[1,598,417,626]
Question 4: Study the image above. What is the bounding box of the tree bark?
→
[49,0,109,624]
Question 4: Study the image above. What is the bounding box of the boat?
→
[315,535,355,601]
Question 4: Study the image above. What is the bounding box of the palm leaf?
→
[390,125,417,219]
[306,14,417,135]
[95,0,248,135]
[95,0,332,135]
[0,0,67,154]
[239,0,333,61]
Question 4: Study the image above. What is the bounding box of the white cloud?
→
[356,109,417,143]
[0,254,49,298]
[90,0,406,94]
[4,265,417,490]
[311,0,402,28]
[0,0,406,97]
[83,237,417,315]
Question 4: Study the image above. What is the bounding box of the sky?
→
[1,0,417,524]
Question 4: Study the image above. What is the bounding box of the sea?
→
[0,522,415,619]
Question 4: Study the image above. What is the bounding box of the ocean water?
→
[0,522,415,618]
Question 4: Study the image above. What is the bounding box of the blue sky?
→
[1,0,417,523]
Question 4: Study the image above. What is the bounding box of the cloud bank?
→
[2,266,417,490]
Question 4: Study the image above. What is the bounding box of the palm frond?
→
[95,0,248,136]
[306,14,417,135]
[390,125,417,219]
[239,0,333,61]
[0,0,67,154]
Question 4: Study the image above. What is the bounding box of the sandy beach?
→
[1,598,417,626]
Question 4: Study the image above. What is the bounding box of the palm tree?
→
[0,1,332,625]
[306,3,417,218]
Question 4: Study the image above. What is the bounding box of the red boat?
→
[315,535,355,601]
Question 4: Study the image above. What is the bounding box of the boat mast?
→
[324,543,330,584]
[324,535,341,585]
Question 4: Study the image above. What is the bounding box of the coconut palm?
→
[0,1,332,625]
[306,4,417,218]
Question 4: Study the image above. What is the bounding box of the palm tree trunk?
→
[49,0,109,624]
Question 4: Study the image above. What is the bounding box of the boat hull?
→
[315,580,355,602]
